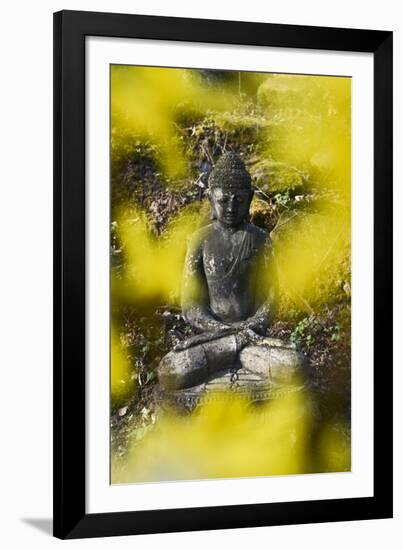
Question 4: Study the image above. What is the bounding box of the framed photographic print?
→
[53,10,393,539]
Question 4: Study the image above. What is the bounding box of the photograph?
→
[109,65,352,484]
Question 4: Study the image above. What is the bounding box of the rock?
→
[250,159,304,194]
[250,197,277,231]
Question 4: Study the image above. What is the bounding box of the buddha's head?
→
[208,153,254,228]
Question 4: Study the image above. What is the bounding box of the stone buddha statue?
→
[157,153,307,406]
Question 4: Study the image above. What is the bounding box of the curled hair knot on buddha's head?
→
[208,152,252,192]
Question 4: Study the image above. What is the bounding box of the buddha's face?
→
[209,187,253,228]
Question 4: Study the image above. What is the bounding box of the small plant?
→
[290,316,317,349]
[273,190,291,208]
[326,324,341,342]
[290,316,310,345]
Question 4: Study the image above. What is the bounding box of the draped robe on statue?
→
[157,221,307,408]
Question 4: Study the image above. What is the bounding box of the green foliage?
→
[274,190,291,208]
[290,316,318,349]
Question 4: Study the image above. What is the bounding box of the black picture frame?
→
[53,9,393,539]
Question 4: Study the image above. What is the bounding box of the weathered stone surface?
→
[156,337,307,412]
[156,153,309,409]
[250,159,304,194]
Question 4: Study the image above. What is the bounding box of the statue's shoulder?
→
[187,223,214,249]
[245,223,270,245]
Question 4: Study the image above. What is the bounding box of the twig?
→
[222,132,228,153]
[315,229,343,272]
[201,142,214,166]
[252,182,272,203]
[285,289,327,329]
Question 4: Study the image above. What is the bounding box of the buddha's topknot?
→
[208,153,252,191]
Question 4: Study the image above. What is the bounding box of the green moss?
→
[250,159,304,194]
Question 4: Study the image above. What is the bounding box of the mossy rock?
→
[250,159,304,194]
[250,198,278,232]
[213,111,271,131]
